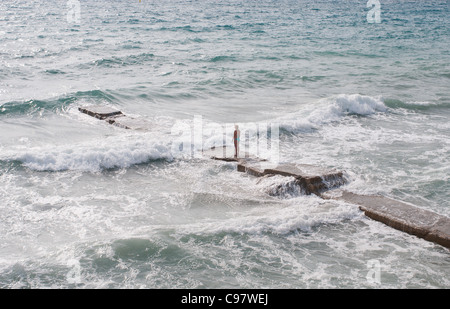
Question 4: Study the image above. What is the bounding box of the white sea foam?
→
[255,175,305,198]
[1,134,174,172]
[279,94,388,133]
[404,101,435,106]
[173,196,363,236]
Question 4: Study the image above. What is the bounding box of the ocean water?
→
[0,0,449,289]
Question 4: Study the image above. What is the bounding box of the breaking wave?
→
[176,197,362,235]
[0,90,117,117]
[0,135,173,172]
[278,94,388,133]
[383,98,450,110]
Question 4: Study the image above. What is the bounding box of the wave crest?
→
[1,135,173,172]
[279,94,388,133]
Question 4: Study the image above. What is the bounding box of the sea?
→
[0,0,449,289]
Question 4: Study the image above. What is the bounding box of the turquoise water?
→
[0,0,449,288]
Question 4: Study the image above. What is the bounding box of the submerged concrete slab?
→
[238,161,346,195]
[323,190,450,249]
[79,106,152,131]
[204,146,347,195]
[78,106,123,120]
[203,146,238,162]
[106,115,153,131]
[203,146,255,162]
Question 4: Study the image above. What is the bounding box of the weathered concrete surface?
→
[204,146,347,195]
[78,106,123,120]
[79,106,152,131]
[238,160,346,195]
[106,115,153,131]
[323,190,450,249]
[203,146,255,162]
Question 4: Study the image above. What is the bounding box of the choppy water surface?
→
[0,0,449,288]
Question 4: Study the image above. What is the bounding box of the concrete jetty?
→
[237,160,347,195]
[206,146,450,249]
[79,106,450,249]
[79,105,153,131]
[322,190,450,249]
[78,106,123,120]
[204,146,347,195]
[203,145,248,162]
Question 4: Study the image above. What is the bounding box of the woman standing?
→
[233,125,240,158]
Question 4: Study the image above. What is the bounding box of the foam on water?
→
[1,0,449,289]
[278,94,388,133]
[0,133,174,172]
[174,197,363,236]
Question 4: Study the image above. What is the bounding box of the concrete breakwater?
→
[322,190,450,249]
[79,105,450,249]
[78,106,153,131]
[226,156,450,249]
[204,146,347,196]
